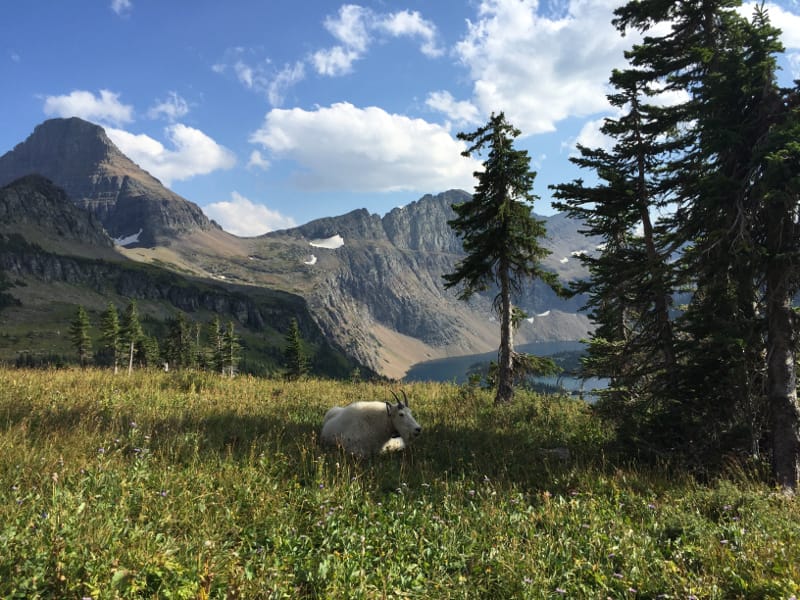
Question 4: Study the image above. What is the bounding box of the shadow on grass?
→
[0,396,599,496]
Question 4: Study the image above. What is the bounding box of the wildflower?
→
[98,448,105,454]
[722,504,732,511]
[130,421,137,428]
[556,588,566,595]
[647,503,656,510]
[522,577,532,585]
[627,588,637,594]
[468,489,476,496]
[160,490,168,497]
[720,539,728,545]
[613,573,623,579]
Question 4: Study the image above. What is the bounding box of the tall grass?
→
[1,368,798,598]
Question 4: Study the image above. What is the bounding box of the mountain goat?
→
[320,390,422,457]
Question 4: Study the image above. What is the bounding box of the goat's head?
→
[385,390,422,444]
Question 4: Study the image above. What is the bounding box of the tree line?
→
[446,1,799,490]
[69,301,309,379]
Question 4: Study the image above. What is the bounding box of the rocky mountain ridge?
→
[0,118,594,377]
[0,118,215,247]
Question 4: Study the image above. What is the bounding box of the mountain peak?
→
[0,117,215,247]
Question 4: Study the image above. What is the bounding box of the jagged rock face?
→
[0,174,113,249]
[260,190,594,375]
[0,117,215,246]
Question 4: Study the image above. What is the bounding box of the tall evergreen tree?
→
[69,305,92,368]
[284,317,309,380]
[121,300,143,375]
[222,320,241,377]
[551,68,679,448]
[208,316,225,375]
[99,302,121,373]
[576,0,800,485]
[163,312,192,370]
[444,112,560,404]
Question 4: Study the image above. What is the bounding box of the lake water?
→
[405,340,607,400]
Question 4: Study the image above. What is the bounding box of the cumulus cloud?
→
[203,191,296,236]
[147,91,189,121]
[455,0,630,135]
[564,117,614,156]
[106,124,236,186]
[425,91,480,126]
[43,89,134,127]
[247,150,270,170]
[311,4,443,76]
[376,10,443,57]
[249,102,479,193]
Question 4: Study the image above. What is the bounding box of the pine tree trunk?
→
[128,340,134,375]
[496,263,514,404]
[766,197,799,491]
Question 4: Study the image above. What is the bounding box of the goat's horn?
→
[390,390,401,405]
[401,390,409,407]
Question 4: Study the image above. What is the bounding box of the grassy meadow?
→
[0,368,798,599]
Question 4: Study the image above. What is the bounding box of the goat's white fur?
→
[320,393,422,457]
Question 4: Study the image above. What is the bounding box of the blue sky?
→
[3,0,800,236]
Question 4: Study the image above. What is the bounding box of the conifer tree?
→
[69,305,92,368]
[284,318,309,380]
[164,312,192,370]
[551,69,679,445]
[444,112,561,404]
[222,320,241,377]
[574,0,800,485]
[100,301,121,373]
[209,316,225,375]
[121,300,143,374]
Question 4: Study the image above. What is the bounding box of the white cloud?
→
[564,117,613,156]
[249,102,479,193]
[455,0,630,135]
[268,61,305,106]
[213,49,305,106]
[377,10,443,57]
[203,191,296,236]
[110,0,132,15]
[247,149,270,170]
[311,4,442,76]
[106,124,236,186]
[43,89,134,127]
[147,92,189,121]
[325,4,371,51]
[311,46,361,76]
[425,91,480,126]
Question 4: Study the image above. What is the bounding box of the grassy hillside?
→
[1,369,798,598]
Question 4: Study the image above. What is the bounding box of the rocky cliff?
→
[252,190,593,376]
[0,175,114,253]
[0,118,215,246]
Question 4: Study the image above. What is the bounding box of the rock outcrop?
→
[0,174,113,250]
[0,118,215,246]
